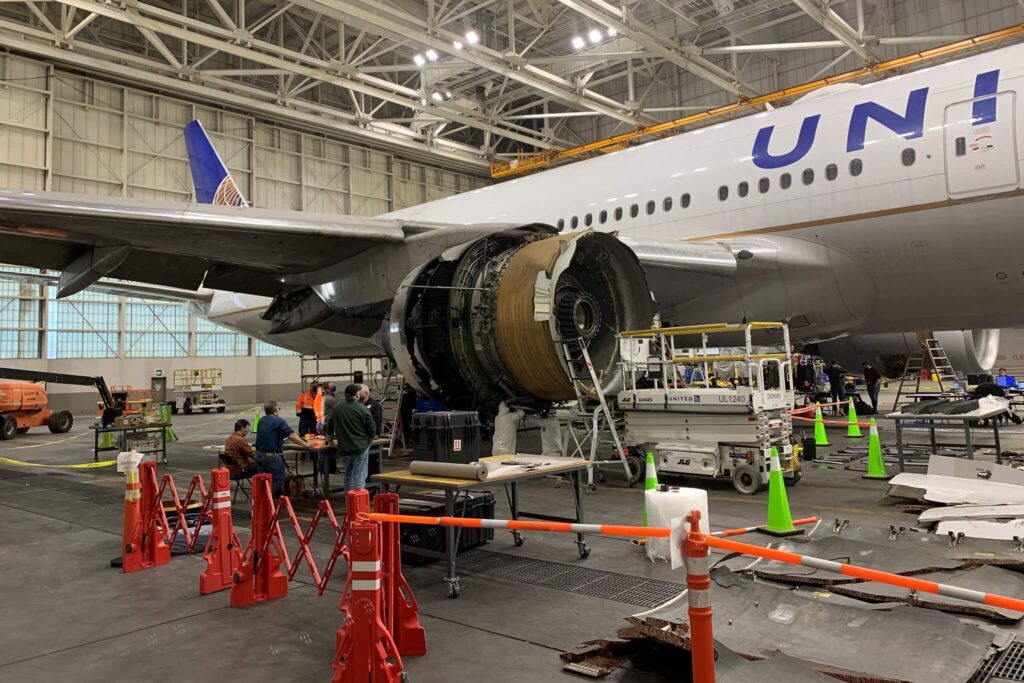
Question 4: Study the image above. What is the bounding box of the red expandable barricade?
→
[230,474,288,607]
[122,461,171,573]
[333,520,404,683]
[199,467,242,595]
[373,493,426,657]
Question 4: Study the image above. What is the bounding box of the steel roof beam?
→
[790,0,881,63]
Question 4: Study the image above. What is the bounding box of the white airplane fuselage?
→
[205,44,1024,356]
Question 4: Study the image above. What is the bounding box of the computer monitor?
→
[1017,381,1024,391]
[996,375,1016,387]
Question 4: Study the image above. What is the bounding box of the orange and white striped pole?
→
[703,534,1024,613]
[360,513,818,540]
[683,510,715,683]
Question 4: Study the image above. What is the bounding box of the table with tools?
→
[92,421,170,463]
[372,454,590,598]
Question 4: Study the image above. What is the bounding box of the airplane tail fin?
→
[184,120,249,207]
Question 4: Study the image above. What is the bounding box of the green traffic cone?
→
[863,418,891,480]
[253,408,261,433]
[158,403,178,442]
[99,430,116,449]
[762,447,801,537]
[813,404,829,446]
[642,451,659,527]
[846,398,863,438]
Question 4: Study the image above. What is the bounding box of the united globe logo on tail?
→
[212,175,246,207]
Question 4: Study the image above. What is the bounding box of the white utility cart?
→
[616,321,801,494]
[170,368,227,414]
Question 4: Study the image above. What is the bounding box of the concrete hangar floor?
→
[2,389,1023,682]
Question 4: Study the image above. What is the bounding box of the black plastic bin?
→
[411,410,481,464]
[399,491,495,553]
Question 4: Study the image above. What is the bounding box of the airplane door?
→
[944,92,1019,199]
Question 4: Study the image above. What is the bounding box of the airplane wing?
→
[0,269,214,304]
[0,189,416,298]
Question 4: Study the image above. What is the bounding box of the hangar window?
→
[557,219,565,230]
[599,210,607,224]
[680,193,691,208]
[646,200,656,215]
[585,213,593,227]
[738,181,749,198]
[758,177,769,193]
[718,185,728,201]
[849,158,863,176]
[571,216,579,229]
[802,168,814,185]
[663,197,672,212]
[901,148,916,166]
[825,164,838,181]
[630,203,639,218]
[615,207,623,221]
[780,173,792,190]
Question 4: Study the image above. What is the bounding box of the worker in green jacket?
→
[331,384,377,491]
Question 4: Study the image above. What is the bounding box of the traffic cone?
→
[863,418,891,480]
[253,408,261,433]
[761,447,801,537]
[99,429,116,449]
[813,405,829,447]
[159,403,178,442]
[642,451,658,527]
[846,399,862,438]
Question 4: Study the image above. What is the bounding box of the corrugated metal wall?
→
[0,52,488,212]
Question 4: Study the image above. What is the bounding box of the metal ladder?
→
[380,363,407,458]
[560,337,634,490]
[893,338,960,409]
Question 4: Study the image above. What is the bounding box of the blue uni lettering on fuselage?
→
[750,70,999,169]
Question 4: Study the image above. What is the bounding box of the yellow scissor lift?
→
[171,368,227,414]
[616,322,801,494]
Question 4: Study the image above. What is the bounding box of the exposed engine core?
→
[388,226,656,412]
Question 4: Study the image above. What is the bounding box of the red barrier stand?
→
[122,461,170,573]
[333,520,404,683]
[200,468,242,595]
[374,494,426,657]
[231,474,288,607]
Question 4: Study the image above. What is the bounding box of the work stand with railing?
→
[614,322,800,494]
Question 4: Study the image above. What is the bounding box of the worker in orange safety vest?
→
[295,380,319,438]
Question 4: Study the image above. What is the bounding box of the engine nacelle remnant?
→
[388,226,656,412]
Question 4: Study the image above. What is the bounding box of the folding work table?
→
[887,406,1007,472]
[372,454,590,598]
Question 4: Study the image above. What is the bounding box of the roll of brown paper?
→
[409,460,487,481]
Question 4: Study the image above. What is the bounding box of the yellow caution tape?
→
[0,456,116,468]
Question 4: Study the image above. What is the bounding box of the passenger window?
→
[645,200,655,215]
[663,196,672,212]
[825,164,837,181]
[570,216,578,229]
[614,207,623,221]
[849,158,863,177]
[802,168,813,185]
[955,137,966,157]
[738,181,749,198]
[680,193,691,208]
[557,219,565,230]
[780,173,791,189]
[584,213,593,227]
[599,210,607,224]
[629,204,639,218]
[758,177,769,193]
[718,185,728,201]
[902,148,916,166]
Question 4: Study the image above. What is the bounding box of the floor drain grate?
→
[457,549,683,608]
[991,642,1024,682]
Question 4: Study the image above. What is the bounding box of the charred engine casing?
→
[388,226,655,412]
[813,329,999,378]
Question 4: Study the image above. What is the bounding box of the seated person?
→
[223,419,257,477]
